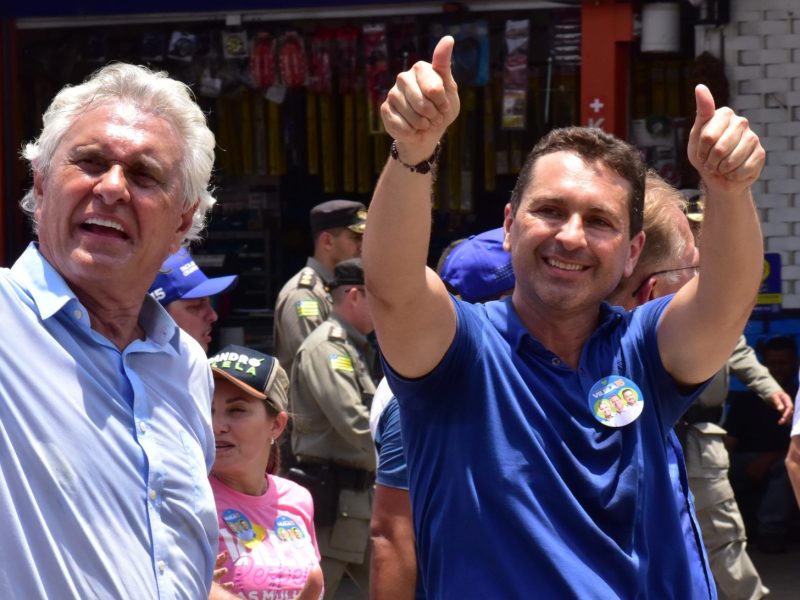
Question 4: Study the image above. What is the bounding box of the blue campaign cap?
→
[440,227,515,303]
[148,248,238,306]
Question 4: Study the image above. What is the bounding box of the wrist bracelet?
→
[390,140,441,174]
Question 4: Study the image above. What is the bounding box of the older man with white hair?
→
[0,64,219,598]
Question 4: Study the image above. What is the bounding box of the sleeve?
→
[275,287,327,365]
[727,335,783,400]
[792,378,800,438]
[303,341,373,454]
[375,398,409,490]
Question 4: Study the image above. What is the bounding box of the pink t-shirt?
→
[211,474,321,599]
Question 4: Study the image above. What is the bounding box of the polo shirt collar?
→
[10,242,179,351]
[486,297,624,352]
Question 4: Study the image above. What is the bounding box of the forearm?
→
[209,582,238,600]
[369,485,418,600]
[728,336,782,398]
[785,437,800,509]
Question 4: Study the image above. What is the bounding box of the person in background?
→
[726,336,798,555]
[364,35,764,598]
[208,345,323,600]
[290,258,376,600]
[785,346,800,513]
[609,172,778,599]
[273,200,367,373]
[149,247,238,352]
[369,227,514,600]
[0,63,219,597]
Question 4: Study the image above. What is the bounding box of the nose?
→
[93,164,131,204]
[201,298,218,324]
[555,213,587,250]
[212,411,228,435]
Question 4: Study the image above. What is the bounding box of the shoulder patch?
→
[328,353,354,373]
[328,325,347,342]
[295,299,320,318]
[298,268,317,289]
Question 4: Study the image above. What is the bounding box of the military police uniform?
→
[290,289,376,598]
[272,200,366,373]
[679,335,776,600]
[273,257,333,372]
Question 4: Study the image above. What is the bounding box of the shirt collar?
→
[486,297,623,352]
[331,312,369,348]
[10,242,179,350]
[306,256,334,284]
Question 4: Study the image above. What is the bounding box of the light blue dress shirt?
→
[0,244,217,599]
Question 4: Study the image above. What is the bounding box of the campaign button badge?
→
[588,376,644,428]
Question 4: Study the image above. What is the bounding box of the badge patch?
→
[588,376,644,428]
[296,299,320,318]
[274,515,306,542]
[222,508,266,549]
[329,353,354,373]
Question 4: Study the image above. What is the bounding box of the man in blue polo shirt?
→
[363,36,765,598]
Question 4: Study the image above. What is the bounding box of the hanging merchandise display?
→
[278,31,307,89]
[251,33,277,90]
[363,23,390,135]
[222,30,248,60]
[501,18,530,131]
[307,28,333,176]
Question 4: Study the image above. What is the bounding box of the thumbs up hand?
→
[687,84,765,193]
[381,36,460,164]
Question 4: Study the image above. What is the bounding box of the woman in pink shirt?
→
[208,344,323,600]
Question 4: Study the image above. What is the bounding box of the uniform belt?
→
[681,405,723,425]
[296,458,375,491]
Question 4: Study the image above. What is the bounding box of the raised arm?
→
[363,36,461,378]
[658,85,765,385]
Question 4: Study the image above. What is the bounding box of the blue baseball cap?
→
[148,248,238,306]
[440,228,515,303]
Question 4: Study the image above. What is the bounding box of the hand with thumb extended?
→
[380,36,460,164]
[687,84,764,193]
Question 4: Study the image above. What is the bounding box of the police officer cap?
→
[310,200,367,234]
[328,258,365,290]
[680,189,704,223]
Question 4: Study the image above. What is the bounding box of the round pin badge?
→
[588,376,644,428]
[222,508,266,548]
[275,515,305,543]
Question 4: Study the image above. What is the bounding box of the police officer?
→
[273,200,367,373]
[289,258,376,600]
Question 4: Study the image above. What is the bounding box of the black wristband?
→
[390,140,441,174]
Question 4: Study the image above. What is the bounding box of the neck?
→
[72,285,147,351]
[211,472,269,496]
[511,294,600,369]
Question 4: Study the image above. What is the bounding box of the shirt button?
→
[73,309,82,320]
[138,421,147,434]
[551,357,561,366]
[149,489,157,501]
[157,560,166,574]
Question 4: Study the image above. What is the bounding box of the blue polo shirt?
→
[0,244,217,598]
[385,296,713,599]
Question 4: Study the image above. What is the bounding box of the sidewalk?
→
[749,540,800,599]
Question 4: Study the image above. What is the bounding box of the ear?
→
[169,202,198,255]
[623,230,646,278]
[634,276,658,305]
[271,411,289,439]
[318,230,334,252]
[32,169,46,221]
[502,203,514,252]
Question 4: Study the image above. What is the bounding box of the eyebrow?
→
[70,144,169,177]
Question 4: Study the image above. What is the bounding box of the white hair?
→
[20,63,216,243]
